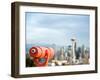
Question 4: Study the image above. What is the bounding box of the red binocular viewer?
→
[29,47,54,67]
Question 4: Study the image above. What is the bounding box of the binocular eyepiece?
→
[29,47,54,66]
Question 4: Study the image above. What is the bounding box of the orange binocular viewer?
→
[29,47,54,67]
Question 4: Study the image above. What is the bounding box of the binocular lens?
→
[39,58,46,63]
[31,49,36,53]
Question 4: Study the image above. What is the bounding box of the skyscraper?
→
[81,45,85,58]
[59,47,65,60]
[67,45,73,64]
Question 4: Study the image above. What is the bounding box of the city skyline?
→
[26,12,90,47]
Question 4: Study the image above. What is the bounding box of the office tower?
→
[67,45,73,64]
[76,47,81,59]
[52,44,57,60]
[83,48,90,64]
[59,47,65,60]
[81,45,85,58]
[85,48,90,58]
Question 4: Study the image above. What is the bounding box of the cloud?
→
[25,12,90,47]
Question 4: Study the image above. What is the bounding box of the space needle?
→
[71,37,76,64]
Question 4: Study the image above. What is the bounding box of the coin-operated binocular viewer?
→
[29,47,54,67]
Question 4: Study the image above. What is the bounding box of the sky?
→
[25,12,90,47]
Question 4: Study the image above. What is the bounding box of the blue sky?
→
[25,12,90,47]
